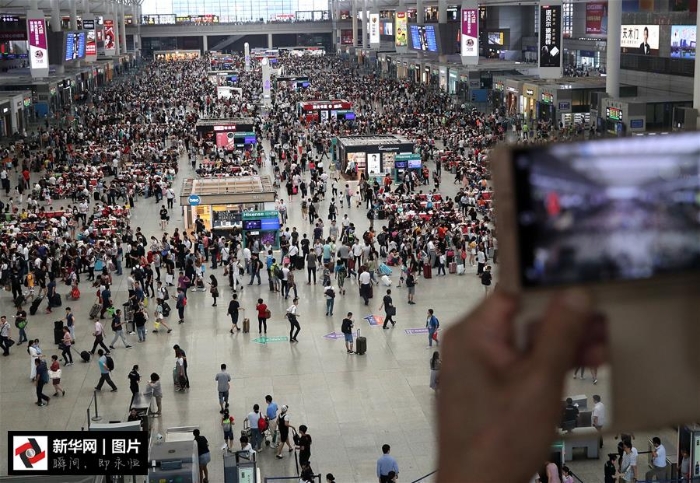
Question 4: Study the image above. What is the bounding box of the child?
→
[221,410,235,452]
[562,465,574,483]
[152,301,172,333]
[604,454,617,483]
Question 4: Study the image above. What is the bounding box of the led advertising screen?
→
[539,5,562,68]
[86,29,96,56]
[77,31,85,58]
[0,15,27,41]
[461,8,478,57]
[671,25,696,59]
[621,24,659,55]
[395,12,408,47]
[383,21,393,37]
[103,18,115,56]
[215,132,236,150]
[586,2,607,35]
[369,13,380,44]
[409,25,438,52]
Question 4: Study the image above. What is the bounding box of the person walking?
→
[215,363,231,414]
[109,309,132,349]
[34,357,50,406]
[222,410,235,452]
[227,293,242,333]
[287,298,300,342]
[247,404,263,451]
[248,255,262,285]
[64,307,75,342]
[90,319,110,355]
[265,395,279,446]
[256,298,269,334]
[481,265,493,297]
[379,289,396,329]
[134,305,147,343]
[275,405,295,458]
[193,429,211,483]
[15,307,28,345]
[592,394,606,448]
[28,339,41,381]
[153,301,173,333]
[377,444,400,483]
[94,349,117,392]
[49,355,65,396]
[173,344,190,389]
[60,327,73,365]
[645,436,667,482]
[0,315,12,356]
[359,268,371,305]
[209,275,219,306]
[144,373,163,416]
[176,288,187,324]
[429,351,441,393]
[298,425,312,468]
[324,285,336,316]
[128,364,141,403]
[426,309,440,348]
[341,312,354,354]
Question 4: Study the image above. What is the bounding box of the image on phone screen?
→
[513,134,700,287]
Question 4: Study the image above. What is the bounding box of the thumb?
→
[532,288,593,378]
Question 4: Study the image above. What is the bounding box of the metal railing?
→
[411,470,437,483]
[265,475,322,483]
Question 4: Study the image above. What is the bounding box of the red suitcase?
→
[423,264,432,279]
[347,258,355,271]
[449,262,457,274]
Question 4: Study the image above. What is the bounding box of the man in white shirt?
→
[645,437,667,481]
[620,439,638,483]
[592,394,605,448]
[359,270,372,305]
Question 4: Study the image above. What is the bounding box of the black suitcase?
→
[94,191,100,201]
[162,302,171,317]
[53,321,64,344]
[79,349,90,362]
[295,256,304,270]
[52,293,62,307]
[29,296,44,315]
[355,329,366,355]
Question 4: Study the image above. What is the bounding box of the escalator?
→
[211,35,246,52]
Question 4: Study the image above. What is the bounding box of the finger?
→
[532,288,593,377]
[465,291,521,369]
[574,312,608,368]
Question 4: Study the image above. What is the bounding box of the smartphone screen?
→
[513,134,700,287]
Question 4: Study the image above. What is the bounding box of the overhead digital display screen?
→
[409,25,438,52]
[671,25,695,59]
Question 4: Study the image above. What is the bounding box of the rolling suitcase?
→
[423,264,432,279]
[29,296,44,315]
[89,303,101,320]
[355,329,366,355]
[79,349,90,362]
[53,321,64,344]
[162,302,171,317]
[243,318,250,333]
[449,262,457,274]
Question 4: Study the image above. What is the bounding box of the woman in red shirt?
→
[49,355,65,396]
[255,298,268,334]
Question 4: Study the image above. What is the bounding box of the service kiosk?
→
[180,177,277,239]
[275,76,310,91]
[195,118,258,152]
[337,135,415,181]
[394,152,422,183]
[242,210,281,249]
[298,99,354,123]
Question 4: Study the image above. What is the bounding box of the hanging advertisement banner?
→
[395,12,407,47]
[585,2,607,35]
[538,1,562,79]
[26,10,49,78]
[103,17,116,56]
[461,9,478,57]
[369,13,380,45]
[82,15,97,62]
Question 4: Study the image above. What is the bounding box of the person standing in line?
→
[645,437,667,482]
[405,270,416,304]
[193,429,211,483]
[61,327,73,365]
[176,288,187,324]
[265,395,279,446]
[94,349,117,392]
[275,405,295,458]
[324,285,335,316]
[379,289,396,329]
[144,373,163,416]
[429,351,441,393]
[34,357,50,406]
[592,394,606,448]
[306,250,317,284]
[0,315,12,356]
[215,363,231,414]
[426,309,440,348]
[247,404,263,451]
[128,364,141,403]
[227,293,242,333]
[209,274,219,306]
[287,298,301,342]
[49,354,65,396]
[109,309,132,349]
[376,444,399,483]
[619,439,638,483]
[341,312,354,354]
[298,425,312,469]
[256,298,268,334]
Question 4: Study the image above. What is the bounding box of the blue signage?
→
[558,102,571,111]
[188,194,201,206]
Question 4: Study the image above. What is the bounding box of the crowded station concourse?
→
[0,51,668,483]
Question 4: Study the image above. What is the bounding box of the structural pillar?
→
[51,0,60,32]
[203,35,208,52]
[352,0,358,47]
[70,0,78,30]
[605,0,621,98]
[30,0,38,11]
[83,0,90,14]
[362,0,368,48]
[438,0,447,62]
[416,0,425,24]
[268,33,273,49]
[119,4,127,53]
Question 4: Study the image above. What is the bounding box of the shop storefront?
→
[491,78,506,111]
[0,101,11,138]
[297,100,354,123]
[448,70,458,95]
[521,83,539,121]
[242,210,281,249]
[337,135,414,180]
[538,88,556,123]
[504,79,521,117]
[153,50,201,61]
[439,67,447,92]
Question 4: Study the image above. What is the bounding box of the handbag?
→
[264,308,271,319]
[387,305,396,316]
[210,287,219,297]
[6,338,14,347]
[48,369,62,379]
[58,342,67,351]
[431,330,438,342]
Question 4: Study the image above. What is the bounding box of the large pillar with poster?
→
[26,9,49,78]
[538,0,563,80]
[203,35,208,53]
[352,0,358,47]
[460,0,479,66]
[261,57,272,108]
[369,3,380,49]
[244,42,251,71]
[103,12,117,57]
[83,14,97,63]
[438,0,447,62]
[362,0,368,48]
[267,33,273,49]
[119,4,127,54]
[606,0,621,98]
[394,0,408,54]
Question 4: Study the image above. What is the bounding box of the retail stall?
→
[153,49,201,61]
[297,99,354,123]
[394,152,422,183]
[195,118,258,151]
[242,210,281,249]
[337,135,414,180]
[275,76,310,91]
[179,176,277,237]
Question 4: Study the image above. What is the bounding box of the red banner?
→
[586,2,607,35]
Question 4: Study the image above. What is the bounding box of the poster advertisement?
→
[26,11,48,78]
[621,24,659,55]
[395,12,407,47]
[83,16,97,61]
[103,18,116,56]
[539,4,561,68]
[369,13,380,44]
[216,132,236,150]
[367,153,381,175]
[671,25,696,58]
[461,9,478,57]
[585,2,607,35]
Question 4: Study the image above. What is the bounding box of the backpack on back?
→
[105,356,115,371]
[258,415,268,431]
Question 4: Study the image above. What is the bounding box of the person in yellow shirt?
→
[25,272,35,300]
